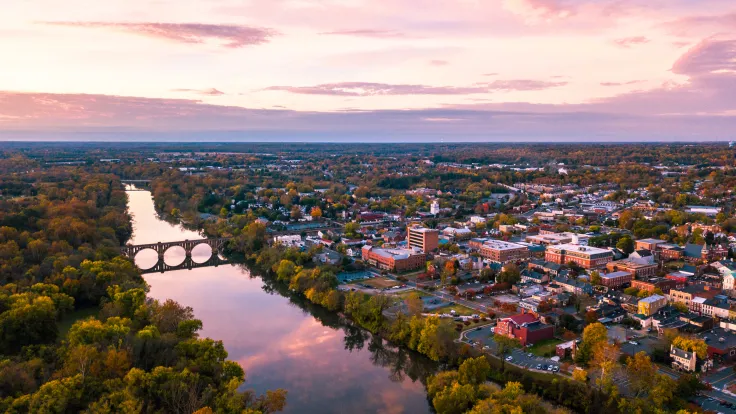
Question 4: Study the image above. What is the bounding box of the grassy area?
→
[392,289,429,299]
[57,307,99,338]
[363,277,402,289]
[527,338,564,357]
[442,303,477,316]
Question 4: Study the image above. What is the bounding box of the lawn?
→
[527,338,564,357]
[362,276,402,289]
[392,289,429,299]
[442,303,477,316]
[57,306,99,338]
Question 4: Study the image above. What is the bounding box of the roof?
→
[639,294,666,304]
[503,313,539,325]
[482,239,528,251]
[601,271,632,279]
[670,347,694,360]
[638,238,665,244]
[684,243,703,258]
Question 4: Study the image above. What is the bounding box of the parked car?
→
[505,356,513,361]
[536,364,542,370]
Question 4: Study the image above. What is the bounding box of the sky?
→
[1,0,736,142]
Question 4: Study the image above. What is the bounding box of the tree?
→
[616,236,635,254]
[404,292,424,316]
[572,368,588,383]
[672,336,708,359]
[625,351,657,397]
[496,263,520,285]
[577,322,608,365]
[457,356,490,386]
[590,270,602,286]
[290,205,302,220]
[431,382,476,414]
[591,342,620,391]
[494,334,520,356]
[672,301,689,313]
[310,206,322,219]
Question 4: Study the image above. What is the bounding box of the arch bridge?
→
[121,238,231,273]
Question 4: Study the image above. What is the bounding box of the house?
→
[684,243,704,262]
[669,285,722,312]
[314,249,343,265]
[670,345,697,372]
[556,340,576,359]
[520,269,549,284]
[713,260,736,294]
[528,259,563,277]
[495,311,555,346]
[629,249,655,265]
[701,295,731,319]
[638,294,667,317]
[552,276,593,296]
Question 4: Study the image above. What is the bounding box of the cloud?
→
[1,90,735,142]
[612,36,650,48]
[42,22,277,48]
[429,60,449,66]
[502,0,574,24]
[661,12,736,37]
[318,29,406,38]
[599,80,644,86]
[263,80,566,96]
[171,88,225,96]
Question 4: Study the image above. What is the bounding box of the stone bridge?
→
[121,238,230,262]
[121,238,231,273]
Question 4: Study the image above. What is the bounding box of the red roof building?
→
[495,311,555,346]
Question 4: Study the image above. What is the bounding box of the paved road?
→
[706,367,736,390]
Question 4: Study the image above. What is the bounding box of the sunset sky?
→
[2,0,735,141]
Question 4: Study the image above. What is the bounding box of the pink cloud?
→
[429,60,449,66]
[171,88,225,96]
[661,12,736,37]
[600,80,645,86]
[318,29,407,38]
[42,22,277,48]
[263,80,566,96]
[612,36,650,48]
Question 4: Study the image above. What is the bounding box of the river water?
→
[126,189,437,413]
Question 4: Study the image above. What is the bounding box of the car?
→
[547,366,554,371]
[490,327,495,333]
[527,353,533,357]
[505,356,513,361]
[552,366,559,372]
[536,364,542,370]
[483,345,490,350]
[628,341,638,345]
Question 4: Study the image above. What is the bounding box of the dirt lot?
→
[362,277,403,289]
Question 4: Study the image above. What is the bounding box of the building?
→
[669,285,722,312]
[545,243,613,269]
[635,238,665,252]
[686,205,721,216]
[606,258,658,279]
[638,294,667,317]
[430,200,440,215]
[670,345,697,372]
[407,225,439,253]
[714,260,736,293]
[361,245,426,272]
[479,240,530,263]
[659,244,685,261]
[700,328,736,362]
[495,312,555,346]
[442,227,472,240]
[551,276,594,296]
[600,271,633,289]
[632,277,678,294]
[525,231,589,246]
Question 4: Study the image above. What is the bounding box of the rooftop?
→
[547,243,611,255]
[482,239,529,251]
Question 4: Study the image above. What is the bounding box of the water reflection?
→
[128,190,437,413]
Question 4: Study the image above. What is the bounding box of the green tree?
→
[616,236,635,254]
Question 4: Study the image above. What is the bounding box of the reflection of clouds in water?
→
[126,190,201,244]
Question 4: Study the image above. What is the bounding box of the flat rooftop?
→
[482,240,529,251]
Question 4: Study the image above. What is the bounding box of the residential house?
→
[495,312,555,346]
[670,345,697,372]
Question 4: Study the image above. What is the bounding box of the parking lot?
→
[462,325,561,373]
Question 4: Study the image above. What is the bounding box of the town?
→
[3,142,736,413]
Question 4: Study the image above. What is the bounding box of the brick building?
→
[632,277,678,294]
[600,271,633,289]
[361,245,426,272]
[495,312,555,346]
[478,240,530,263]
[545,243,613,269]
[606,258,658,279]
[407,225,439,253]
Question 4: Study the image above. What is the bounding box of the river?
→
[126,189,438,413]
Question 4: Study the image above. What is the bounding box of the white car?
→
[505,356,513,361]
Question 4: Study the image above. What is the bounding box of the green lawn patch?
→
[527,338,564,357]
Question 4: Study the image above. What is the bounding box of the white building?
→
[430,200,440,215]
